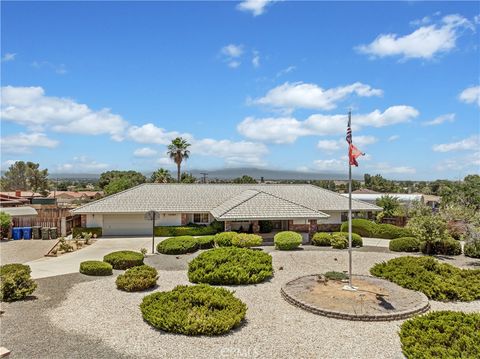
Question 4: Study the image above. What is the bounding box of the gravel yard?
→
[0,239,54,264]
[37,250,478,359]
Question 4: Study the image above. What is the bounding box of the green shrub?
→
[324,271,348,281]
[370,256,480,301]
[333,232,363,247]
[140,284,247,335]
[400,311,480,359]
[156,236,198,255]
[188,247,273,285]
[419,238,462,256]
[274,231,302,250]
[0,263,37,302]
[196,235,215,249]
[389,237,420,252]
[103,250,144,270]
[154,225,217,237]
[72,227,102,238]
[0,211,12,239]
[213,232,238,247]
[331,234,348,249]
[340,218,410,239]
[232,233,263,248]
[259,220,273,233]
[312,232,362,248]
[116,265,158,292]
[79,261,112,276]
[311,232,332,246]
[464,240,480,258]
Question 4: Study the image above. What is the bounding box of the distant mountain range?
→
[45,167,361,181]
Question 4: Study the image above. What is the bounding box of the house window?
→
[193,213,209,223]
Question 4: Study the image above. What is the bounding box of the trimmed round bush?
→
[389,237,420,252]
[0,263,37,302]
[116,265,158,292]
[464,240,480,258]
[213,232,238,247]
[79,260,113,276]
[311,232,332,246]
[232,233,263,248]
[188,247,273,285]
[274,231,302,250]
[196,235,215,249]
[374,223,412,239]
[312,232,362,248]
[156,236,198,255]
[103,250,144,270]
[140,284,247,335]
[370,256,480,301]
[419,238,462,256]
[400,311,480,359]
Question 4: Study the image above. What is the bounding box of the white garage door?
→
[103,214,152,236]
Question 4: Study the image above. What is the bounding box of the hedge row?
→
[72,227,102,238]
[154,225,217,237]
[311,232,363,248]
[0,263,37,302]
[340,219,411,239]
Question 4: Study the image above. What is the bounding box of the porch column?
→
[181,213,188,225]
[224,221,232,231]
[80,214,87,227]
[287,220,293,231]
[252,220,260,234]
[60,217,67,237]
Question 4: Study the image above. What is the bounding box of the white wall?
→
[86,214,103,228]
[158,213,182,226]
[318,211,342,224]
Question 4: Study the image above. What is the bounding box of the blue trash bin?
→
[22,227,32,240]
[12,227,22,240]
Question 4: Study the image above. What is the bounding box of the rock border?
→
[281,274,430,322]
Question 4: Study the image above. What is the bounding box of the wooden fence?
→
[11,206,81,236]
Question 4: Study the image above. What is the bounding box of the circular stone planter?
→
[281,274,429,321]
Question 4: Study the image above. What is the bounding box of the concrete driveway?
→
[25,237,165,279]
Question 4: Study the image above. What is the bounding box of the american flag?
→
[346,111,352,144]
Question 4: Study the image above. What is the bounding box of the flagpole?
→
[344,110,356,291]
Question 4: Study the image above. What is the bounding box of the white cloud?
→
[367,162,416,174]
[317,135,377,152]
[276,65,296,77]
[459,85,480,107]
[433,135,479,152]
[356,14,474,60]
[252,50,260,68]
[0,132,59,154]
[127,123,190,145]
[313,159,346,172]
[0,86,128,141]
[1,53,16,62]
[133,147,158,158]
[388,135,400,142]
[238,106,418,144]
[436,151,480,171]
[221,44,244,68]
[253,81,383,111]
[56,156,109,173]
[32,61,67,75]
[236,0,275,16]
[422,113,455,126]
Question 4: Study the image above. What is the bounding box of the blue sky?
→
[1,1,479,180]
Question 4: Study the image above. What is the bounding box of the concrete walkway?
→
[25,237,165,279]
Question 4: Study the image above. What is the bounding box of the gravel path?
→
[0,239,54,264]
[45,250,480,359]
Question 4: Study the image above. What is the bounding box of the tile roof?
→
[72,184,381,217]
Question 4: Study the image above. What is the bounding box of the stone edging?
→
[281,274,430,322]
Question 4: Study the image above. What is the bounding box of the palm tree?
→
[151,168,173,183]
[167,137,191,182]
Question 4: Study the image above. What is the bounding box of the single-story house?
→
[72,184,381,237]
[48,191,103,204]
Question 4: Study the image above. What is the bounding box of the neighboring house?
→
[72,184,381,237]
[48,191,103,204]
[342,193,440,210]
